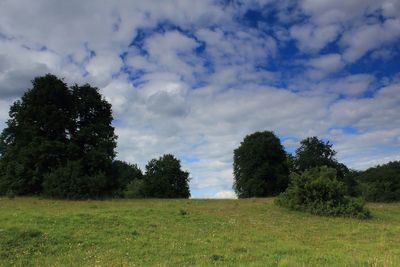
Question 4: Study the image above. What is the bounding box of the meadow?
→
[0,198,399,266]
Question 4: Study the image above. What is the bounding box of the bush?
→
[42,161,110,199]
[112,160,143,197]
[124,179,145,198]
[6,190,16,199]
[276,166,370,219]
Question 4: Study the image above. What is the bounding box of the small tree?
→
[142,154,190,198]
[293,136,357,195]
[233,131,289,198]
[294,137,337,172]
[276,166,370,219]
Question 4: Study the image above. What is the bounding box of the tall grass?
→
[0,197,399,266]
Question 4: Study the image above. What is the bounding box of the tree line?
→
[233,131,399,218]
[0,75,190,199]
[0,74,398,212]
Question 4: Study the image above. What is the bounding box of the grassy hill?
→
[0,198,399,266]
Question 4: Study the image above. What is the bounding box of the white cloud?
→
[290,23,341,53]
[0,0,399,197]
[312,74,374,97]
[306,53,344,78]
[214,191,237,199]
[341,18,400,62]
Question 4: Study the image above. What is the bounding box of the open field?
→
[0,198,399,266]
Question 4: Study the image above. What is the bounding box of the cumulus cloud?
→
[290,23,341,53]
[0,0,399,197]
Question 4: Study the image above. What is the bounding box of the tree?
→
[68,84,117,197]
[233,131,289,198]
[294,137,337,172]
[276,166,370,219]
[142,154,190,198]
[0,75,74,195]
[293,136,356,195]
[0,74,117,198]
[356,161,400,202]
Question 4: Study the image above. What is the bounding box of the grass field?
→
[0,198,399,266]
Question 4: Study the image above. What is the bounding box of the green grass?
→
[0,198,399,266]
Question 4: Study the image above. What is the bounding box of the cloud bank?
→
[0,0,399,198]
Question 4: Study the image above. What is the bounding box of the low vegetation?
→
[0,198,399,266]
[276,166,370,219]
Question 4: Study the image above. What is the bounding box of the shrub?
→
[276,166,370,219]
[42,161,110,199]
[6,190,15,199]
[112,160,143,197]
[124,179,145,198]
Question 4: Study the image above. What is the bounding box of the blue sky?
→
[0,0,400,198]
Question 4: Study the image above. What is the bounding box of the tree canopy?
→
[355,161,400,202]
[291,136,358,195]
[233,131,289,198]
[294,137,339,172]
[0,74,117,198]
[141,154,191,198]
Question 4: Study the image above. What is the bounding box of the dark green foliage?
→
[70,84,116,170]
[356,161,400,202]
[342,169,362,197]
[124,179,146,198]
[276,166,370,219]
[233,131,289,198]
[294,137,337,172]
[0,74,117,199]
[112,160,143,197]
[42,161,110,199]
[292,136,357,195]
[6,190,15,199]
[142,154,190,198]
[0,75,74,195]
[286,153,296,174]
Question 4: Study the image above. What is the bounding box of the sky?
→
[0,0,400,198]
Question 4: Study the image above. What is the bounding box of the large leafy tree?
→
[0,75,75,194]
[292,136,355,195]
[233,131,289,198]
[69,84,117,195]
[142,154,190,198]
[0,74,117,198]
